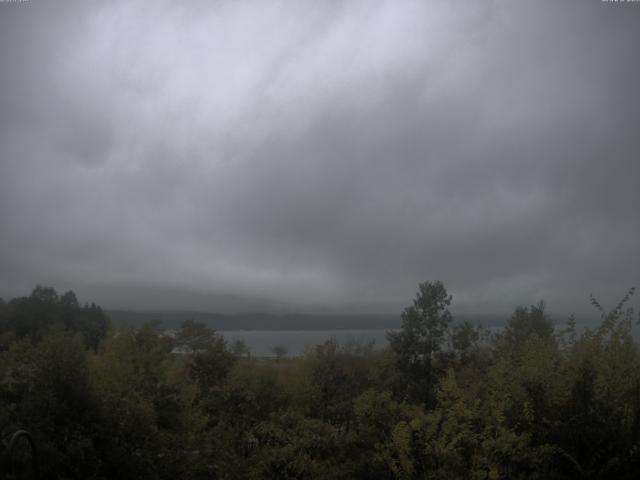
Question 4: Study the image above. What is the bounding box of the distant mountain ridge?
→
[105,310,506,331]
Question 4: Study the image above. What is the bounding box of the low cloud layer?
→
[1,0,639,315]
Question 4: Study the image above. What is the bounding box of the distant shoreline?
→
[106,309,602,331]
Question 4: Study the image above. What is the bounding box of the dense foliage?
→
[1,283,639,479]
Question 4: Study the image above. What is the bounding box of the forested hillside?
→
[1,282,639,479]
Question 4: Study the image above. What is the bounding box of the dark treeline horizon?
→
[0,283,615,331]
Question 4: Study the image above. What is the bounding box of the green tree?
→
[0,286,110,350]
[450,319,485,367]
[232,339,251,358]
[306,339,370,428]
[176,320,236,390]
[176,319,217,353]
[498,301,553,353]
[0,329,101,478]
[91,322,197,479]
[387,280,453,407]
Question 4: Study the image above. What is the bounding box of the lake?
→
[219,329,391,357]
[219,319,615,357]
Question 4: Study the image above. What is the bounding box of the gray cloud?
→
[1,0,639,316]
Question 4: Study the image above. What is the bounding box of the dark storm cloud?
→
[1,0,638,315]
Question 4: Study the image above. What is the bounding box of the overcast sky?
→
[1,0,638,316]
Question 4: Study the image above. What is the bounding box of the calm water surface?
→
[219,321,611,357]
[219,329,390,357]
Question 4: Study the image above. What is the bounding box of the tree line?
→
[0,282,639,479]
